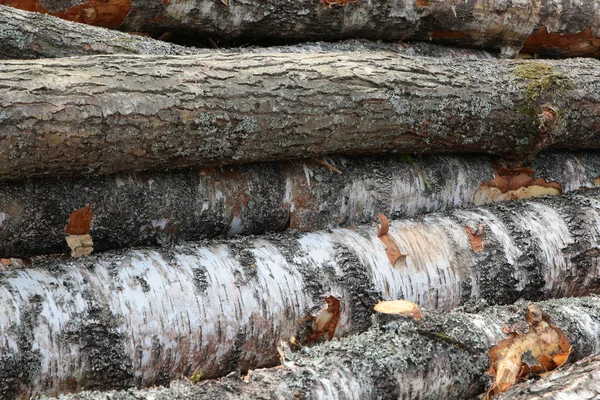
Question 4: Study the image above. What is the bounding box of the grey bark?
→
[5,0,600,57]
[2,189,600,397]
[1,53,599,181]
[2,151,599,258]
[36,296,600,400]
[497,353,600,400]
[0,5,499,59]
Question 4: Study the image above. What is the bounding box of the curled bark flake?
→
[374,214,405,267]
[374,300,422,321]
[303,296,342,343]
[465,224,485,252]
[486,304,571,399]
[65,205,94,257]
[538,105,557,132]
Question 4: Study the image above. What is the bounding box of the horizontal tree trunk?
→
[2,152,600,258]
[497,352,600,399]
[3,189,600,397]
[2,0,600,57]
[0,5,499,59]
[1,54,600,181]
[31,296,600,399]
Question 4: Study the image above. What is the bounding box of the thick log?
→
[1,54,600,181]
[0,5,500,59]
[2,189,600,397]
[33,296,600,399]
[497,352,600,399]
[2,152,600,258]
[2,0,600,57]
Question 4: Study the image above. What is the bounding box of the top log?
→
[2,0,600,57]
[1,53,600,181]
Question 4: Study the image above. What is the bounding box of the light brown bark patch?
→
[522,26,600,58]
[66,234,94,258]
[1,0,131,28]
[486,304,571,398]
[321,0,358,7]
[65,205,93,235]
[465,224,484,252]
[415,0,429,7]
[374,299,422,320]
[595,177,600,187]
[374,214,405,268]
[475,166,562,204]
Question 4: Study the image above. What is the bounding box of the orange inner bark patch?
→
[65,205,93,235]
[305,296,341,343]
[1,0,131,28]
[374,300,422,320]
[486,304,571,399]
[429,30,469,40]
[375,214,405,267]
[321,0,358,7]
[595,177,600,187]
[465,224,484,252]
[522,26,600,57]
[415,0,429,7]
[476,166,562,203]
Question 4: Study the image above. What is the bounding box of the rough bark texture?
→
[36,296,600,400]
[2,152,600,258]
[2,53,600,181]
[497,353,600,399]
[2,189,600,397]
[0,6,500,59]
[2,0,600,57]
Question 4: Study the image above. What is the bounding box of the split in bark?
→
[2,151,600,258]
[2,188,600,397]
[1,54,600,181]
[32,296,600,399]
[2,0,600,57]
[0,6,500,60]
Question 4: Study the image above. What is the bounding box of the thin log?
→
[497,352,600,399]
[32,296,600,399]
[2,0,600,57]
[0,5,499,60]
[2,189,600,397]
[1,54,600,181]
[2,152,599,258]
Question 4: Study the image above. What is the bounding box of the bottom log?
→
[38,296,600,400]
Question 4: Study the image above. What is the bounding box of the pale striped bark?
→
[3,0,600,57]
[2,152,599,258]
[36,296,600,399]
[2,189,600,397]
[1,54,600,181]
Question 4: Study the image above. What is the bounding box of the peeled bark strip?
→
[36,297,600,399]
[2,152,600,258]
[2,189,600,397]
[2,0,600,57]
[497,352,600,399]
[2,54,600,181]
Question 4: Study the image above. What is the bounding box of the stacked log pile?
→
[1,2,600,399]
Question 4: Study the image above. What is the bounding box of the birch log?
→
[2,0,600,57]
[34,297,600,399]
[2,152,600,258]
[0,5,499,59]
[2,54,600,182]
[2,189,600,397]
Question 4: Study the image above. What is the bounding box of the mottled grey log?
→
[497,353,600,399]
[2,189,600,397]
[0,5,499,59]
[1,53,599,181]
[36,296,600,400]
[2,152,600,258]
[3,0,600,57]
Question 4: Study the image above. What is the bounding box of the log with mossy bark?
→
[2,189,600,397]
[2,152,600,258]
[0,5,499,60]
[2,53,600,182]
[33,296,600,400]
[2,0,600,57]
